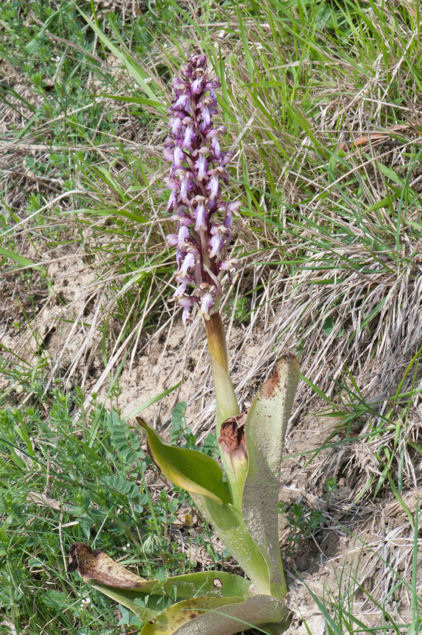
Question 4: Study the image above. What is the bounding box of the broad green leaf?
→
[193,495,270,596]
[137,417,271,592]
[137,419,231,505]
[140,596,243,634]
[89,582,161,621]
[140,593,290,634]
[69,543,250,619]
[68,544,252,621]
[137,419,271,590]
[242,355,300,599]
[142,570,251,599]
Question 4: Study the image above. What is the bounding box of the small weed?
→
[279,501,324,544]
[324,477,339,494]
[224,295,250,325]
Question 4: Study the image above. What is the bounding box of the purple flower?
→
[207,173,220,199]
[183,124,195,149]
[173,145,184,167]
[195,152,208,181]
[166,233,178,247]
[200,291,215,319]
[180,251,196,276]
[178,224,190,247]
[209,233,224,259]
[164,54,240,322]
[194,202,207,231]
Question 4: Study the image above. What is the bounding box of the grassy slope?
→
[0,0,421,632]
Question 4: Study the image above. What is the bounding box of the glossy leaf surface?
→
[69,543,250,596]
[138,418,231,505]
[68,543,253,620]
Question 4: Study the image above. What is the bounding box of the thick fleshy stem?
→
[204,312,239,433]
[204,311,242,509]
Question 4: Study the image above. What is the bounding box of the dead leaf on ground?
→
[68,543,146,587]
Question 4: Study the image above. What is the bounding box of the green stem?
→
[194,495,272,596]
[204,312,245,509]
[204,312,239,433]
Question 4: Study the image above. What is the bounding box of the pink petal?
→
[194,203,207,231]
[200,292,214,318]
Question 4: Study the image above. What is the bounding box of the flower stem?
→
[204,312,239,434]
[204,311,228,370]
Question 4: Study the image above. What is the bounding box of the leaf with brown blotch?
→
[140,593,290,634]
[68,543,162,621]
[67,545,288,629]
[68,543,251,599]
[68,543,146,587]
[242,354,300,599]
[217,413,248,512]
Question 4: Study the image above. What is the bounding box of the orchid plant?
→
[69,54,300,634]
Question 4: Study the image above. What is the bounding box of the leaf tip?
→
[68,543,145,588]
[260,354,300,399]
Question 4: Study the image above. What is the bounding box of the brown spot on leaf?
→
[219,413,247,463]
[260,354,297,398]
[68,543,102,575]
[67,543,81,573]
[260,368,280,398]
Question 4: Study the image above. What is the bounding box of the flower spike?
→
[164,54,239,322]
